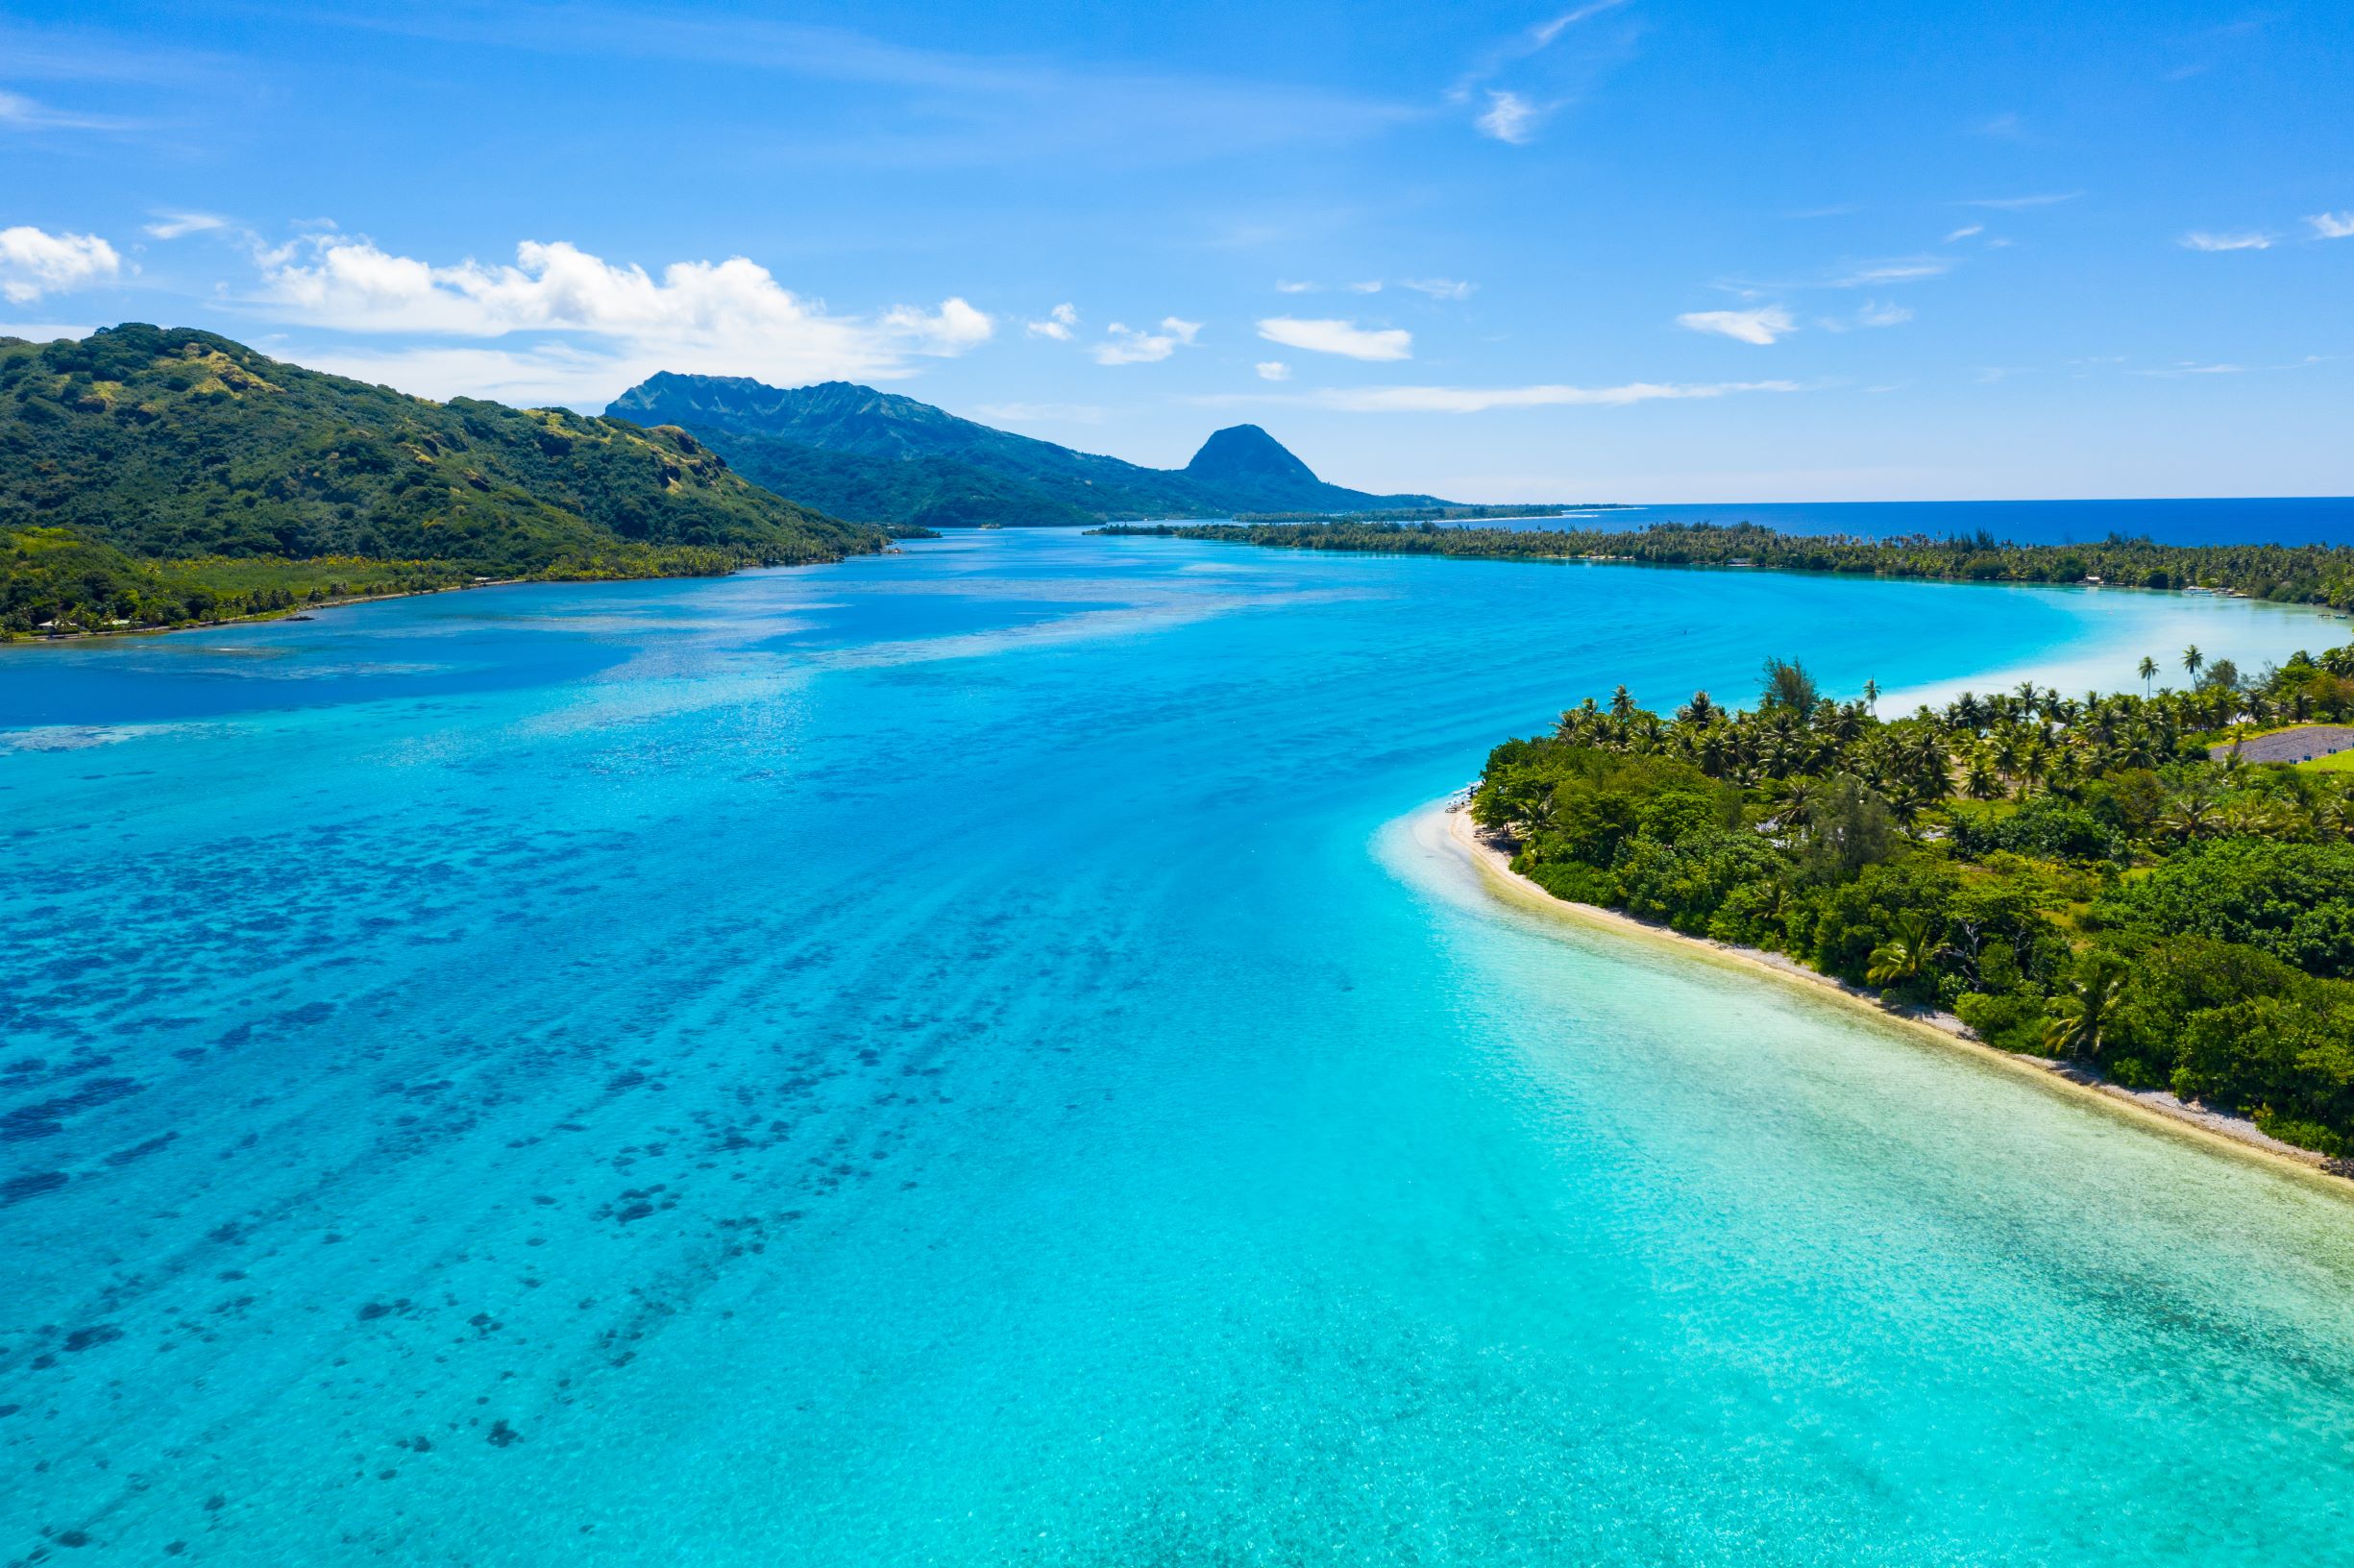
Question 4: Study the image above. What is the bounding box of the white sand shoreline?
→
[1430,798,2354,1193]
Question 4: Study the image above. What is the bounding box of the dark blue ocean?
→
[1517,496,2354,546]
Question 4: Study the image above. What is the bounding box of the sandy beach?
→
[1432,798,2354,1192]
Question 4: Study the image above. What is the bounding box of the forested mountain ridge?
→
[605,372,1447,527]
[1,325,886,634]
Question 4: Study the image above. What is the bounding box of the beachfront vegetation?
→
[1103,519,2354,610]
[1472,648,2354,1157]
[0,324,888,635]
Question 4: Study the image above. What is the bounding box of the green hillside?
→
[0,325,887,635]
[606,373,1449,526]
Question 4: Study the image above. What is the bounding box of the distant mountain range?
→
[605,374,1448,528]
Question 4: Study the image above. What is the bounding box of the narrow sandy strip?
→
[1434,799,2354,1192]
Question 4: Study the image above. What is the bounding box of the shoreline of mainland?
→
[1429,798,2354,1193]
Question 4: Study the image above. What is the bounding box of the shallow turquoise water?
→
[5,532,2353,1563]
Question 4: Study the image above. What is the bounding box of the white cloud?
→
[1274,279,1318,293]
[2178,230,2272,252]
[2305,212,2354,240]
[1256,315,1412,361]
[1091,315,1200,365]
[1399,277,1477,300]
[0,225,121,304]
[1855,301,1913,328]
[1026,302,1079,340]
[1476,90,1542,144]
[2128,361,2246,378]
[1677,306,1795,346]
[1944,224,1984,242]
[145,210,231,240]
[1312,379,1802,413]
[1255,360,1291,381]
[1531,0,1632,45]
[249,234,991,397]
[1344,280,1384,293]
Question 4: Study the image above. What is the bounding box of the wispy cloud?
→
[1818,301,1913,332]
[1255,360,1291,381]
[1829,256,1952,286]
[1091,316,1200,365]
[972,401,1104,424]
[1307,378,1802,414]
[1677,306,1795,345]
[1256,316,1413,361]
[1973,111,2024,138]
[0,87,137,132]
[2127,361,2246,377]
[0,225,122,304]
[1958,192,2081,210]
[1944,224,1984,242]
[1476,89,1543,144]
[2307,212,2354,240]
[1026,302,1079,340]
[144,210,232,240]
[313,8,1419,171]
[1399,277,1477,300]
[1273,279,1318,293]
[2178,230,2272,252]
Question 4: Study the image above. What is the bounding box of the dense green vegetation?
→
[1473,648,2354,1159]
[1,325,886,634]
[1104,518,2354,609]
[608,373,1446,526]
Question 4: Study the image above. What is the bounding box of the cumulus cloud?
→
[248,234,991,397]
[1677,306,1795,346]
[1091,316,1200,365]
[2307,212,2354,240]
[1312,379,1802,413]
[1256,316,1412,361]
[1255,360,1291,381]
[0,225,121,304]
[1026,302,1079,339]
[2178,231,2272,252]
[1476,90,1542,144]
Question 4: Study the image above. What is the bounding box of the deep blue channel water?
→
[5,531,2354,1564]
[1502,496,2354,547]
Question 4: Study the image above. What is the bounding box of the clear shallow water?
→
[3,532,2353,1564]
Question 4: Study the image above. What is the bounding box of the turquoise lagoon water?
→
[5,532,2354,1564]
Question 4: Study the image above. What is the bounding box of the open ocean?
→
[1514,496,2354,546]
[5,529,2353,1563]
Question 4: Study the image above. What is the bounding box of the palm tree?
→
[1867,913,1942,997]
[2044,960,2127,1062]
[1962,747,2002,800]
[1862,677,1880,714]
[2138,655,2158,697]
[2182,644,2204,686]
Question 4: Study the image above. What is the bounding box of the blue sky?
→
[5,1,2350,501]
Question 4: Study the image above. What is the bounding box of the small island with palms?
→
[1464,646,2354,1164]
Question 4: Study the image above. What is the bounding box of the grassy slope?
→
[1,325,887,634]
